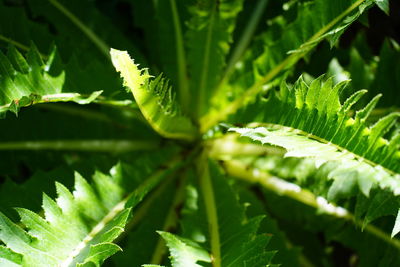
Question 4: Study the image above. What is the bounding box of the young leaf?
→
[110,48,198,141]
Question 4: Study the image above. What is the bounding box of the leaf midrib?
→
[248,122,399,176]
[195,2,217,119]
[60,200,127,267]
[169,0,191,117]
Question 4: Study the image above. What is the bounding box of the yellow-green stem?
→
[0,140,159,152]
[221,159,400,251]
[198,152,221,267]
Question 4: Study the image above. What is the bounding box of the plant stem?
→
[207,134,285,159]
[169,0,190,117]
[0,140,159,152]
[221,158,400,251]
[48,0,110,59]
[197,152,221,267]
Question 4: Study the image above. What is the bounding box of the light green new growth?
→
[110,48,198,141]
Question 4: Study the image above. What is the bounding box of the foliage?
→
[0,0,399,266]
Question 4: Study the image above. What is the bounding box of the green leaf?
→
[158,231,211,267]
[0,0,398,265]
[230,125,400,199]
[110,48,198,141]
[238,188,303,266]
[201,0,376,132]
[370,40,400,107]
[0,246,22,267]
[363,190,399,228]
[186,0,244,117]
[0,1,142,101]
[154,0,190,115]
[0,170,130,266]
[375,0,389,15]
[111,180,176,266]
[0,148,185,266]
[0,45,102,116]
[392,209,400,237]
[230,75,400,200]
[229,75,400,235]
[160,161,275,267]
[26,0,145,63]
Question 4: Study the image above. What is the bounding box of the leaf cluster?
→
[0,0,399,266]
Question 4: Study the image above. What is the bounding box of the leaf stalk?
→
[0,140,159,152]
[197,151,221,267]
[221,158,400,251]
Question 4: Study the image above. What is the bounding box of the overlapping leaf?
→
[0,45,102,117]
[0,169,130,266]
[231,75,400,232]
[202,0,377,132]
[0,145,183,266]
